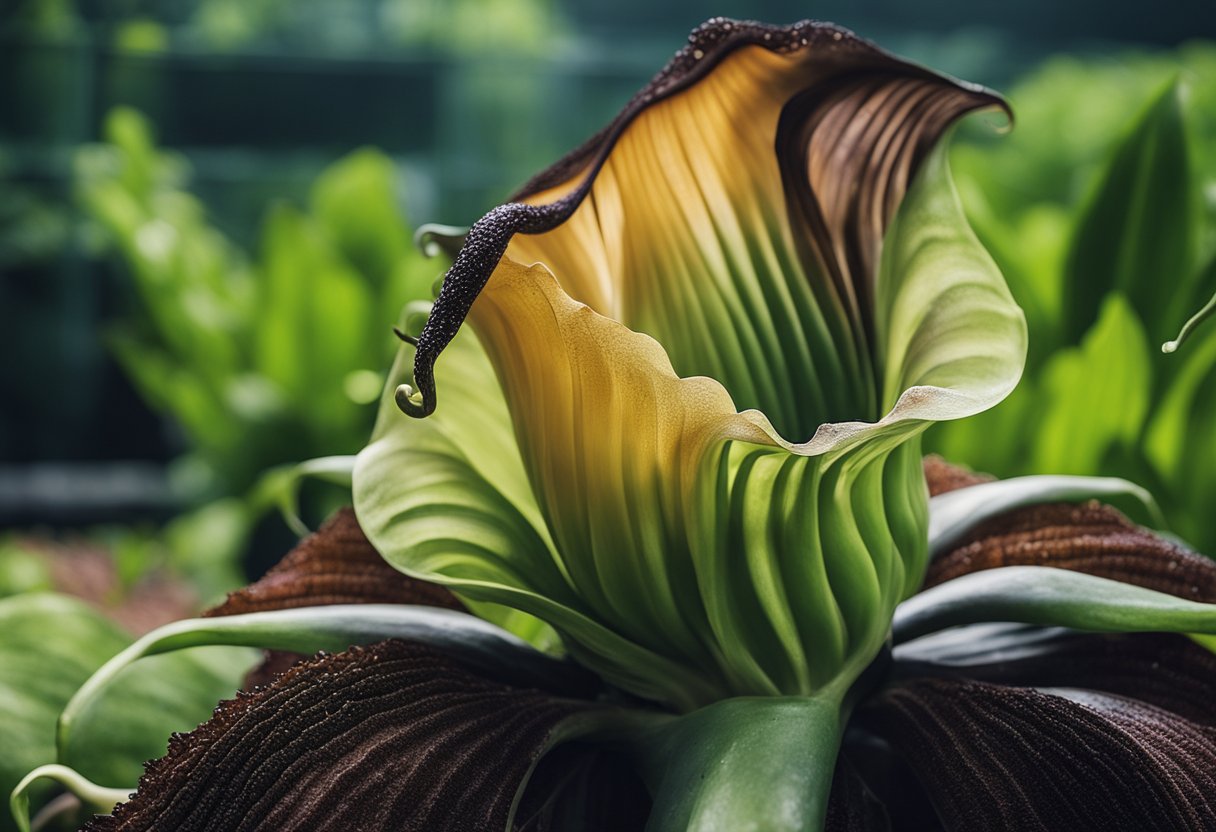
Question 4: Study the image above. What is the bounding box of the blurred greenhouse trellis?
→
[2,0,1216,596]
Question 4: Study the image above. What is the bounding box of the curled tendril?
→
[413,224,468,260]
[1162,289,1216,355]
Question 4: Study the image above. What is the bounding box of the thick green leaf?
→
[626,695,844,832]
[1062,80,1196,343]
[928,473,1161,557]
[1032,293,1151,474]
[893,566,1216,645]
[58,603,596,757]
[0,594,128,832]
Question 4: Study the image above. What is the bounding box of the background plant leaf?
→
[1062,80,1195,344]
[0,594,128,832]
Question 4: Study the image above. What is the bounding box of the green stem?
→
[627,694,846,832]
[10,765,129,832]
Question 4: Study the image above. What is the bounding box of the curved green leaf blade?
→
[893,566,1216,645]
[249,454,356,537]
[58,604,596,758]
[60,646,257,788]
[928,474,1162,557]
[0,594,255,830]
[10,765,129,832]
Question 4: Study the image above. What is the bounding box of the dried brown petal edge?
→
[206,507,464,618]
[922,455,993,497]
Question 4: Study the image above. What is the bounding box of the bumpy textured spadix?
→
[354,18,1026,710]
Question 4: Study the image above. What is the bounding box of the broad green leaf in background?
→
[1062,80,1195,344]
[255,200,373,440]
[0,542,52,599]
[59,645,256,788]
[76,108,442,591]
[0,594,254,831]
[1146,309,1216,478]
[79,108,439,494]
[0,594,128,832]
[310,149,418,299]
[1032,293,1151,474]
[932,52,1216,555]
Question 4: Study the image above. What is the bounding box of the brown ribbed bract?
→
[206,507,464,617]
[83,639,591,832]
[865,678,1216,832]
[925,500,1216,602]
[513,745,651,831]
[206,508,465,691]
[922,455,993,497]
[825,758,891,832]
[898,631,1216,727]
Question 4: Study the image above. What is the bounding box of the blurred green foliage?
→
[932,45,1216,554]
[75,108,437,588]
[0,593,253,832]
[0,541,53,599]
[9,0,566,56]
[79,108,434,497]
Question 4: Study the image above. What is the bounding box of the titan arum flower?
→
[355,17,1028,712]
[17,17,1216,832]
